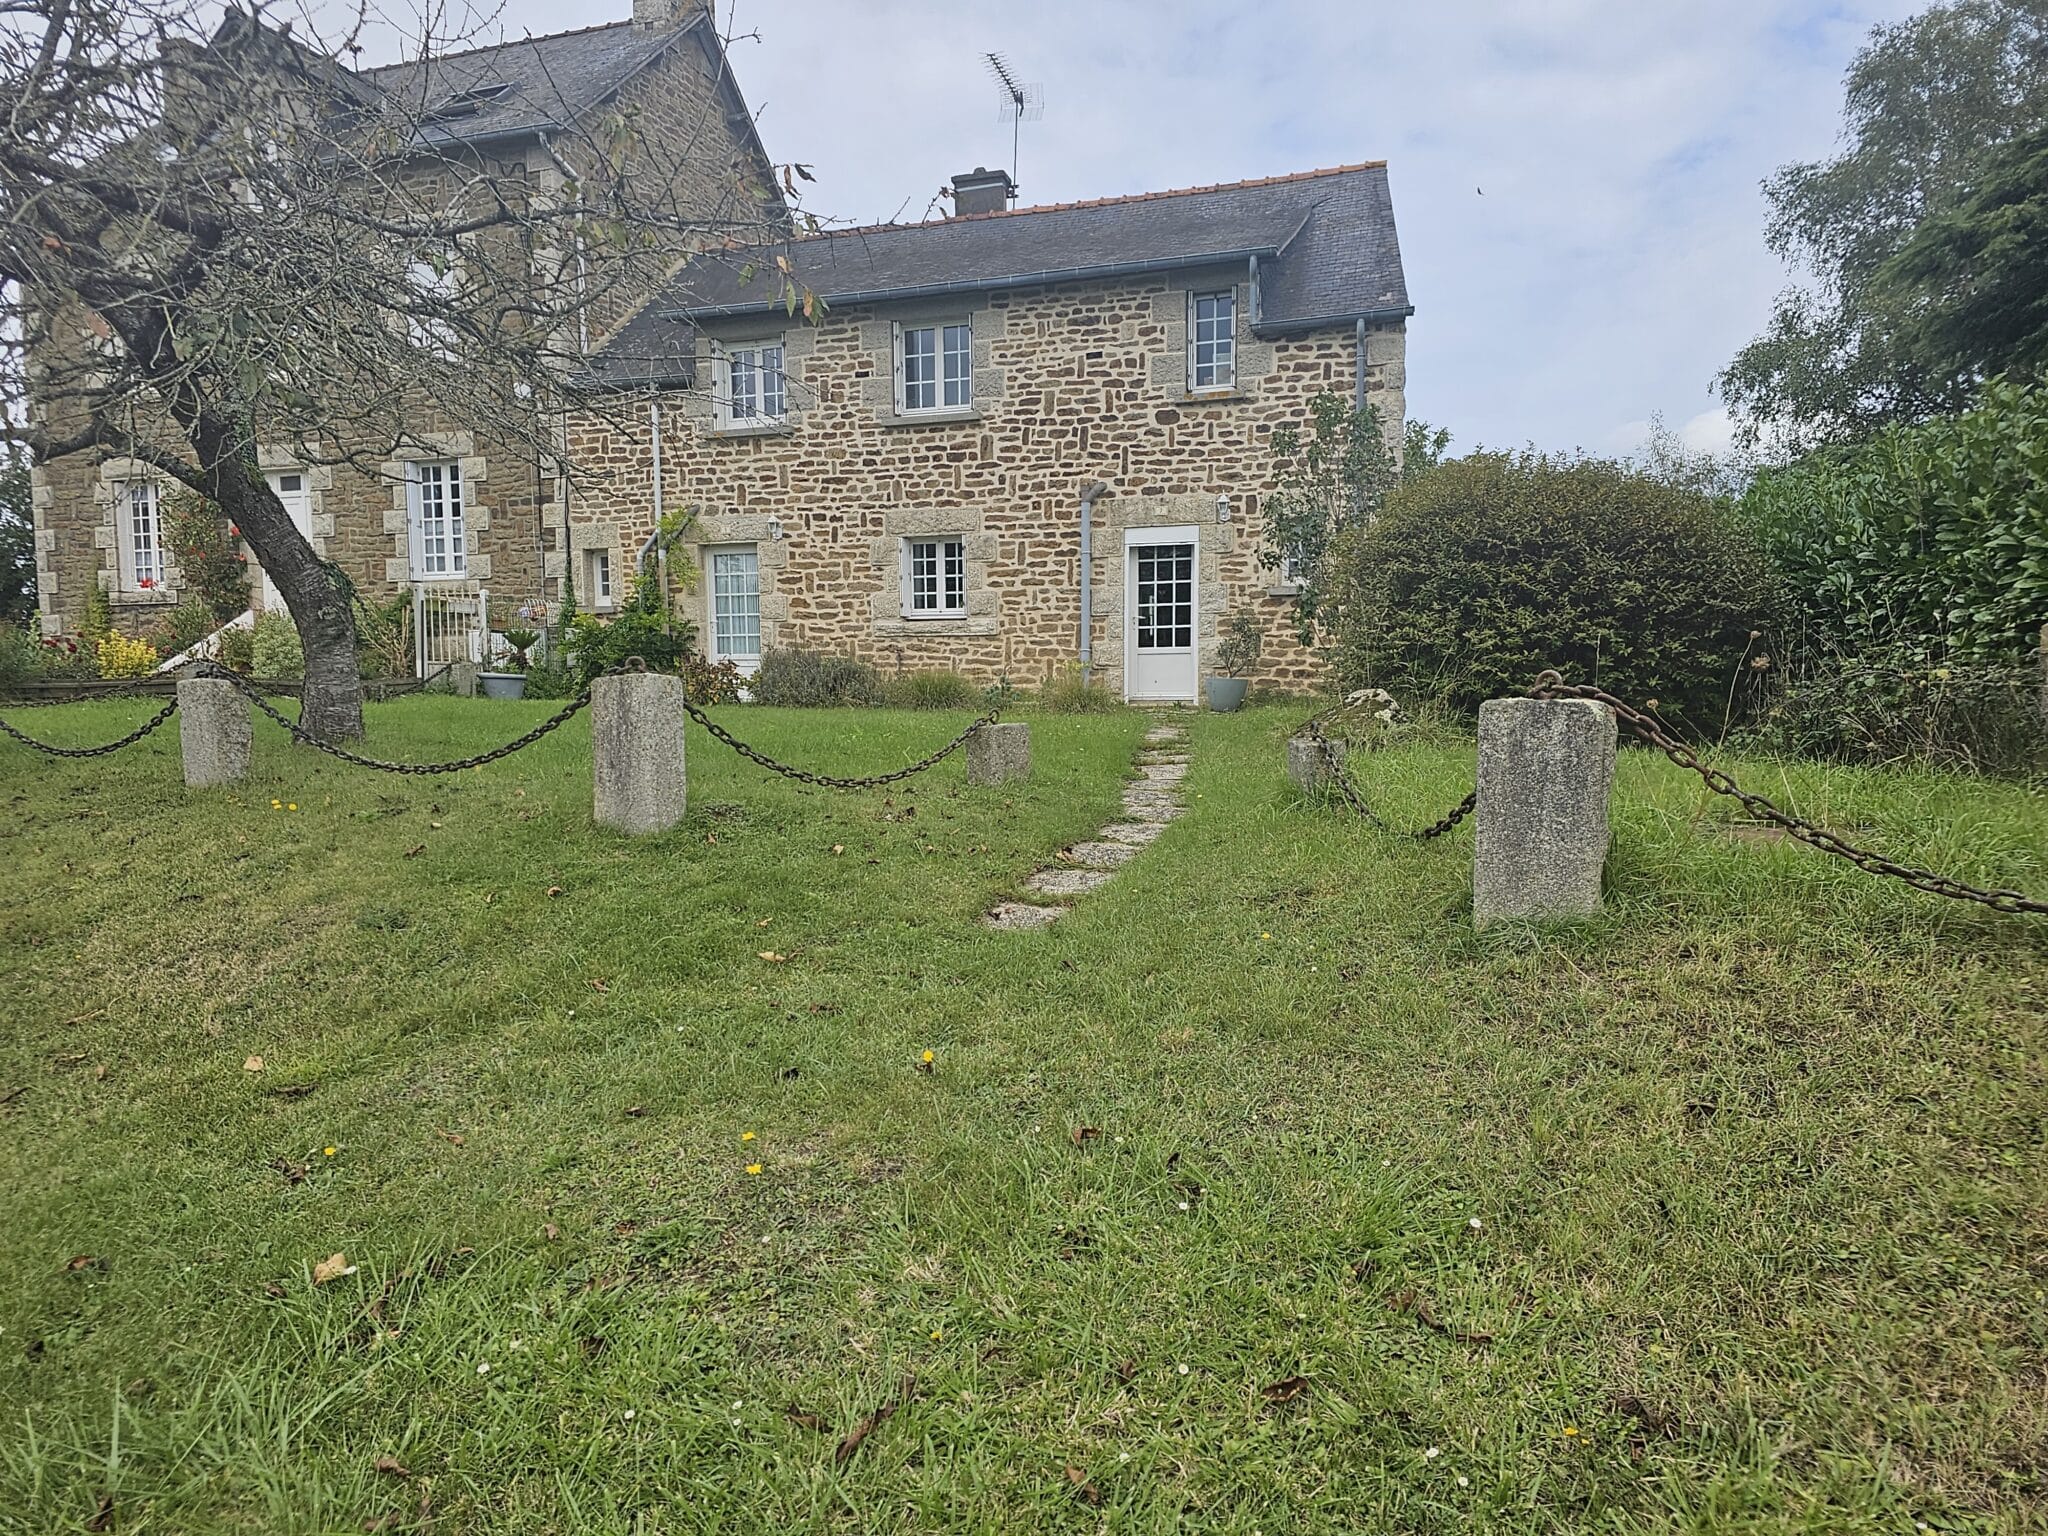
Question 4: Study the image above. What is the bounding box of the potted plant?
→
[1206,609,1263,712]
[480,627,539,700]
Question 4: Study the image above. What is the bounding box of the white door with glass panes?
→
[406,461,467,581]
[258,471,314,611]
[1124,526,1199,703]
[708,546,761,674]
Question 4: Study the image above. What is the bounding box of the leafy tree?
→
[0,1,806,737]
[1257,396,1444,643]
[1328,452,1775,727]
[0,447,32,625]
[1718,1,2048,450]
[1884,125,2048,384]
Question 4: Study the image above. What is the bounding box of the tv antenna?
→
[985,52,1041,204]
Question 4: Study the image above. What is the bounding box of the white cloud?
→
[328,0,1922,453]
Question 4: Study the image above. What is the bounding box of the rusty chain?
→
[681,696,999,790]
[201,662,594,775]
[0,694,182,758]
[1528,670,2047,918]
[1299,703,1478,840]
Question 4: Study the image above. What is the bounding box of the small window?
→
[902,536,967,617]
[585,548,614,609]
[411,461,466,580]
[116,480,165,592]
[896,322,972,413]
[721,343,786,426]
[1280,546,1307,587]
[406,253,461,360]
[1189,290,1235,391]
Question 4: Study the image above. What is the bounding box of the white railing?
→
[412,581,487,677]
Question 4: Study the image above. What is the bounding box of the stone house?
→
[567,161,1411,701]
[29,0,783,645]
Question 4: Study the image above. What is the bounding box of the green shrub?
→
[1739,375,2048,664]
[520,654,578,700]
[250,612,304,679]
[216,625,255,675]
[564,572,698,686]
[880,669,982,710]
[1036,663,1122,714]
[1742,637,2044,776]
[154,598,217,658]
[162,487,250,623]
[354,593,413,680]
[1328,451,1775,729]
[751,647,881,708]
[679,652,744,706]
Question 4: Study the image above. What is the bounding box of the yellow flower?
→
[322,1146,337,1157]
[271,799,282,809]
[741,1130,757,1142]
[745,1163,762,1176]
[1562,1426,1580,1438]
[929,1328,943,1340]
[921,1050,935,1064]
[287,803,298,812]
[1259,932,1272,940]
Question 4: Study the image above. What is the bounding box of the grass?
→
[0,694,2043,1534]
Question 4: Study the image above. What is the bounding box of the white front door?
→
[259,471,314,612]
[708,546,762,675]
[1124,526,1199,703]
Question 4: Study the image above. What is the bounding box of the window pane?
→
[902,328,935,410]
[762,345,785,417]
[942,324,972,408]
[729,351,757,418]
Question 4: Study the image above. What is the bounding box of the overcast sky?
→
[333,0,1924,459]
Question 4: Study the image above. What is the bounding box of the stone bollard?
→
[592,672,687,834]
[448,661,479,698]
[177,676,252,787]
[966,722,1031,785]
[1286,734,1344,793]
[1473,697,1616,929]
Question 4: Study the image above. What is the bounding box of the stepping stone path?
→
[984,716,1191,930]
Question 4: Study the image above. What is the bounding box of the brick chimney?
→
[950,166,1015,217]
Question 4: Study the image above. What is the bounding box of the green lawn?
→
[0,695,2043,1535]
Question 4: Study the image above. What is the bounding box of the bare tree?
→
[0,0,807,737]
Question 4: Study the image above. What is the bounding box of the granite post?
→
[1286,734,1344,793]
[592,672,687,834]
[1473,697,1616,928]
[177,676,252,787]
[966,722,1031,785]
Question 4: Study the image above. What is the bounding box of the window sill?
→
[880,409,983,429]
[1176,389,1250,406]
[1266,583,1302,599]
[898,610,972,622]
[708,421,794,440]
[111,588,176,607]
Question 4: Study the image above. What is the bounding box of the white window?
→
[410,461,466,580]
[709,546,762,667]
[585,547,614,610]
[901,536,967,617]
[406,253,461,360]
[116,480,165,592]
[721,344,786,426]
[896,321,972,413]
[1189,290,1236,391]
[1280,546,1307,587]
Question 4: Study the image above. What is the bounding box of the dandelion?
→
[741,1130,757,1142]
[745,1163,762,1176]
[286,803,297,812]
[271,799,282,809]
[1562,1426,1579,1438]
[930,1328,943,1340]
[1259,931,1271,940]
[921,1050,935,1064]
[322,1146,337,1157]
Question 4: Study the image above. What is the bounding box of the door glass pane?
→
[712,549,760,657]
[1134,544,1193,651]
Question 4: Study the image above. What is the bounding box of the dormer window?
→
[425,82,515,121]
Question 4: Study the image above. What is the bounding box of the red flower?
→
[138,577,155,589]
[229,524,240,536]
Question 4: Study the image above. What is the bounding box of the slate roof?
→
[359,18,697,146]
[644,162,1409,335]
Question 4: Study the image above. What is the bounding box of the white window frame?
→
[719,343,787,427]
[707,545,763,669]
[900,535,967,618]
[115,479,166,593]
[585,547,615,610]
[894,320,972,414]
[1188,289,1236,392]
[409,460,467,581]
[406,251,461,361]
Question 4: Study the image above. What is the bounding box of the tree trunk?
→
[192,420,363,741]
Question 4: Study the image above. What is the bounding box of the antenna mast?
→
[984,52,1042,204]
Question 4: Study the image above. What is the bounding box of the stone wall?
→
[561,266,1407,696]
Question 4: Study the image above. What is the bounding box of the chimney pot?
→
[950,166,1015,217]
